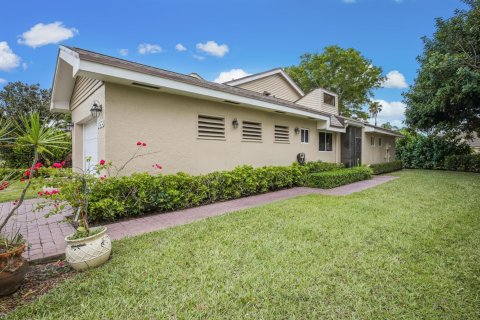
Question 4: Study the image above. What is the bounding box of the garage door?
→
[83,120,98,171]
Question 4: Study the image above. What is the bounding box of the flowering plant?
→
[36,141,161,239]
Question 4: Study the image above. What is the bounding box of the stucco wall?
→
[361,132,397,165]
[103,83,341,176]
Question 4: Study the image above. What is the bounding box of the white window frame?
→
[319,131,333,152]
[300,128,309,144]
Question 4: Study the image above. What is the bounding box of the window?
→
[197,114,225,140]
[242,121,262,142]
[323,93,336,106]
[319,132,333,151]
[378,138,382,146]
[301,128,309,143]
[370,136,375,146]
[274,125,290,143]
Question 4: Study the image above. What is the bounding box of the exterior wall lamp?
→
[232,118,239,129]
[90,100,103,119]
[294,127,300,134]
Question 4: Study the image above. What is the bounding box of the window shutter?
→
[197,115,225,139]
[274,125,290,143]
[242,121,262,141]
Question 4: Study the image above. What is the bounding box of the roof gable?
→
[224,68,305,101]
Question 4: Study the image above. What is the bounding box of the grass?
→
[0,180,37,203]
[5,170,480,319]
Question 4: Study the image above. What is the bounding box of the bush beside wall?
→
[306,166,373,189]
[67,162,368,223]
[369,160,403,174]
[444,154,480,173]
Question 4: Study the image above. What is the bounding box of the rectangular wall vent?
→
[132,82,161,90]
[197,115,225,140]
[274,125,290,143]
[242,121,262,142]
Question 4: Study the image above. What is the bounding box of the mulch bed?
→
[0,260,76,316]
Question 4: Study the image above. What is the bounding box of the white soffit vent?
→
[197,115,225,140]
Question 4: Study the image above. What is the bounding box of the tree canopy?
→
[286,46,385,119]
[404,0,480,136]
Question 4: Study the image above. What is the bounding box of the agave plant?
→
[0,113,69,237]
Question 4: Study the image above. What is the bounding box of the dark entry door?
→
[341,127,362,167]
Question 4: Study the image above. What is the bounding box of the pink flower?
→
[99,159,106,165]
[34,162,43,170]
[142,142,147,147]
[52,162,63,169]
[136,141,142,146]
[38,191,44,196]
[100,175,107,180]
[154,164,163,170]
[24,170,31,178]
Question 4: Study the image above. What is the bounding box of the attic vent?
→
[197,115,225,140]
[242,121,262,142]
[223,100,240,105]
[274,125,290,143]
[132,82,160,90]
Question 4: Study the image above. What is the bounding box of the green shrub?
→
[369,160,403,174]
[444,154,480,173]
[307,166,372,189]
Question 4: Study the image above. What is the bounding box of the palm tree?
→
[368,101,383,126]
[0,113,69,234]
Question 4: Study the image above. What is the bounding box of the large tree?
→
[286,46,385,119]
[404,0,480,136]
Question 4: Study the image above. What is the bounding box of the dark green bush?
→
[369,160,403,174]
[444,154,480,173]
[396,131,471,169]
[307,166,372,189]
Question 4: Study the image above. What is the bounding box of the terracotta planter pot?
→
[0,244,28,297]
[65,226,111,271]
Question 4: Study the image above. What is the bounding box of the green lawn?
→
[6,170,480,319]
[0,180,37,203]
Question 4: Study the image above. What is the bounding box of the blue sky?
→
[0,0,466,127]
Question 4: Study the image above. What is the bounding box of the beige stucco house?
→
[51,46,402,175]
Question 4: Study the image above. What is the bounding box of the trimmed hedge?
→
[307,166,372,189]
[369,160,403,175]
[444,154,480,173]
[61,162,368,223]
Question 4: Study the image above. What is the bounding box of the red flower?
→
[154,164,163,170]
[136,141,142,146]
[38,191,44,196]
[24,170,31,178]
[99,159,106,165]
[61,161,66,166]
[52,162,63,169]
[100,175,106,180]
[142,142,147,147]
[20,178,25,182]
[33,162,43,170]
[0,182,9,190]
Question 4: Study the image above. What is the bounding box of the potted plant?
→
[0,114,69,296]
[37,140,158,271]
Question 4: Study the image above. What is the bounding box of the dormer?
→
[223,68,305,102]
[295,88,339,115]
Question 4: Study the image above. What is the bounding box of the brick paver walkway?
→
[0,175,397,263]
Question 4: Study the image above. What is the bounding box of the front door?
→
[83,120,98,172]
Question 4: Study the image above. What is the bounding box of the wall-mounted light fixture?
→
[66,122,74,132]
[232,118,239,129]
[90,100,103,119]
[294,127,300,134]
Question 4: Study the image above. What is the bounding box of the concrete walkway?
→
[0,175,397,263]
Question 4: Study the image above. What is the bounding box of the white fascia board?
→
[78,60,329,122]
[364,126,403,137]
[225,69,305,97]
[50,47,80,112]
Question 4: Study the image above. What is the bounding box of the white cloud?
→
[369,99,406,127]
[382,70,408,89]
[118,49,129,57]
[0,42,21,71]
[138,43,163,54]
[18,22,77,48]
[0,78,6,84]
[214,69,251,83]
[192,54,205,61]
[196,41,229,57]
[175,43,187,51]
